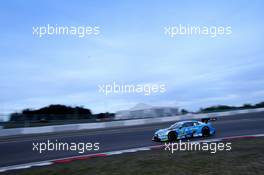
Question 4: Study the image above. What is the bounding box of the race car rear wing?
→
[201,117,217,123]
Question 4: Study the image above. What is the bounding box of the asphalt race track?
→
[0,111,264,167]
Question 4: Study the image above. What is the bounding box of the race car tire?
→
[202,127,210,137]
[168,131,177,141]
[188,132,194,138]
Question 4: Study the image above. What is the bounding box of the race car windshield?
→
[169,122,182,129]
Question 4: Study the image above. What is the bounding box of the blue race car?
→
[152,120,216,142]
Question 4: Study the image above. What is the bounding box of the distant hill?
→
[9,104,113,122]
[199,102,264,113]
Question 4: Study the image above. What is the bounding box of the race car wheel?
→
[202,127,210,137]
[168,131,177,141]
[188,132,194,138]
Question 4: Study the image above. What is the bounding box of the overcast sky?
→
[0,0,264,120]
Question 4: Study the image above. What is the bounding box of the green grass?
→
[4,138,264,175]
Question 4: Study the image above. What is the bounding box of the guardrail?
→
[1,108,264,137]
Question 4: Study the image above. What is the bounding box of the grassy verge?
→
[4,138,264,175]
